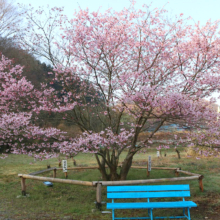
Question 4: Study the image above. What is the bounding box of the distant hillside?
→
[0,37,54,89]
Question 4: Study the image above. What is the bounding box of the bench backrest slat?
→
[107,185,189,192]
[107,191,190,199]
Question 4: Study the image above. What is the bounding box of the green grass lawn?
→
[0,147,220,220]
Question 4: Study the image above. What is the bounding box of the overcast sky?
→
[17,0,220,25]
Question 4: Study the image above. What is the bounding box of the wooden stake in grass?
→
[73,158,76,166]
[175,169,179,177]
[65,172,68,179]
[20,177,26,196]
[53,168,57,178]
[199,175,204,192]
[147,161,150,177]
[96,183,102,210]
[147,156,151,177]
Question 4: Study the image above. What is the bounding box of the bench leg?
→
[188,208,191,220]
[183,208,185,216]
[150,208,153,220]
[112,209,115,220]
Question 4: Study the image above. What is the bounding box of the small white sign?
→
[157,151,160,157]
[148,156,151,171]
[62,160,67,172]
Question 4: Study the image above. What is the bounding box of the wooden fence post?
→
[96,182,102,210]
[199,175,204,192]
[53,168,57,178]
[175,169,179,177]
[147,161,150,177]
[65,172,68,179]
[20,177,26,196]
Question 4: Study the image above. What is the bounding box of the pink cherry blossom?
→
[9,2,220,179]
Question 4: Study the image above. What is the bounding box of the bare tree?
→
[16,5,71,67]
[0,0,22,37]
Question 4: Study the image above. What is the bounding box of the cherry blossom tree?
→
[0,54,70,160]
[184,117,220,158]
[18,3,220,180]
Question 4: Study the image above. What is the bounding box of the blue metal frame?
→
[114,217,150,219]
[111,208,191,220]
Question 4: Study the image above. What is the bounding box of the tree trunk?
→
[99,165,109,181]
[95,149,135,181]
[96,156,120,181]
[95,153,109,181]
[109,165,120,181]
[175,149,181,159]
[119,152,134,180]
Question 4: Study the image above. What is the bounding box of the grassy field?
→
[0,147,220,220]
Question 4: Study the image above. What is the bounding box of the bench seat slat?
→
[107,185,190,192]
[107,201,197,209]
[108,191,190,199]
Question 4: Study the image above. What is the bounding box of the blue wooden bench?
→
[106,184,197,220]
